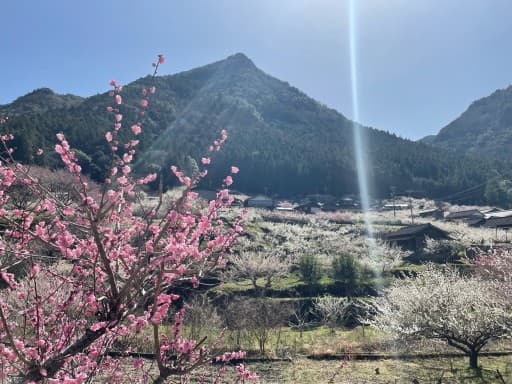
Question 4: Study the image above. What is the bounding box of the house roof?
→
[481,207,504,214]
[381,223,451,241]
[246,195,273,201]
[193,189,218,201]
[444,209,484,220]
[418,208,443,217]
[484,209,512,219]
[483,216,512,229]
[466,217,486,227]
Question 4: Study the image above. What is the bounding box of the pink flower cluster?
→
[236,364,259,381]
[216,350,246,362]
[0,54,251,384]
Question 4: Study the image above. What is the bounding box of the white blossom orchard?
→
[0,56,258,383]
[374,264,512,369]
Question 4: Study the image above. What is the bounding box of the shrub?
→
[297,254,323,287]
[420,237,465,263]
[332,253,361,296]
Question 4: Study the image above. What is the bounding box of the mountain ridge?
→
[0,53,502,202]
[426,84,512,161]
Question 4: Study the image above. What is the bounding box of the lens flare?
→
[348,0,378,264]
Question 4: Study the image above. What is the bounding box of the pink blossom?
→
[131,124,141,135]
[105,132,113,142]
[224,176,233,186]
[36,148,44,156]
[236,364,259,381]
[140,99,148,108]
[115,94,122,105]
[106,106,113,112]
[109,80,117,86]
[90,321,108,332]
[231,166,239,174]
[62,206,73,216]
[158,55,165,64]
[115,114,122,122]
[149,86,156,94]
[1,271,17,289]
[29,263,40,278]
[133,359,143,369]
[201,157,211,165]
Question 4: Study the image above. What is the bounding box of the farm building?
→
[382,203,410,211]
[244,195,275,209]
[444,209,484,222]
[418,208,444,220]
[481,207,504,215]
[484,209,512,219]
[380,223,451,251]
[295,201,321,214]
[483,216,512,230]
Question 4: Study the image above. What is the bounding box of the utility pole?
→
[391,186,396,218]
[408,191,414,224]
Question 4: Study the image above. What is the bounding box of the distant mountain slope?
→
[431,85,512,161]
[0,53,501,201]
[418,135,436,145]
[0,88,84,115]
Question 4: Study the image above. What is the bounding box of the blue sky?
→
[1,0,511,139]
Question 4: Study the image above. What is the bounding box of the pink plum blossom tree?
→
[0,57,257,383]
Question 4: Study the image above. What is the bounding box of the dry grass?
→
[231,355,512,384]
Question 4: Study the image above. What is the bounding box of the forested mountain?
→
[0,88,84,115]
[0,53,504,201]
[426,85,512,161]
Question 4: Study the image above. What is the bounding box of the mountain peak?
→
[223,52,256,70]
[29,87,55,96]
[1,87,84,115]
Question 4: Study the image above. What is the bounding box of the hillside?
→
[0,88,84,115]
[428,85,512,161]
[0,53,501,201]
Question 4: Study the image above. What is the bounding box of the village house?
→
[418,208,444,220]
[244,195,275,209]
[444,209,484,222]
[380,223,451,252]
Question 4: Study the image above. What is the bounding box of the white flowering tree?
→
[374,265,512,369]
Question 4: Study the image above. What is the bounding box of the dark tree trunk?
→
[469,348,478,369]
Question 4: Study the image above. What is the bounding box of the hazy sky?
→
[1,0,511,139]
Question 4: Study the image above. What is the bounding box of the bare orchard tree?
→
[244,298,293,356]
[183,294,222,341]
[313,296,350,331]
[227,248,291,295]
[374,265,512,369]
